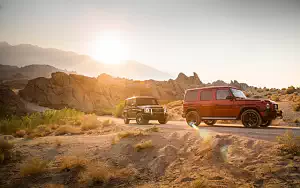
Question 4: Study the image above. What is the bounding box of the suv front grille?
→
[151,108,164,113]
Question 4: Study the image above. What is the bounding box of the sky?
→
[0,0,299,88]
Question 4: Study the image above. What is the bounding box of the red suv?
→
[182,86,283,128]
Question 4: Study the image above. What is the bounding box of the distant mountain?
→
[0,64,69,80]
[0,42,172,80]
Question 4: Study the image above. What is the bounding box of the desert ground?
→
[1,116,300,188]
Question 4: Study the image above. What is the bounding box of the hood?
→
[137,105,163,108]
[236,98,276,104]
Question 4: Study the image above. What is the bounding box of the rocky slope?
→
[19,72,203,114]
[0,85,27,117]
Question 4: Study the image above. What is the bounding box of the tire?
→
[123,113,130,124]
[158,118,168,124]
[136,113,148,125]
[203,120,217,126]
[260,120,272,127]
[186,111,201,126]
[241,109,262,128]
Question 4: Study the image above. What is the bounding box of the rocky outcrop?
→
[19,72,204,114]
[0,85,27,117]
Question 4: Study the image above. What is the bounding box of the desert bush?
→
[20,158,48,176]
[102,119,115,127]
[253,95,261,99]
[44,184,65,188]
[257,88,264,93]
[118,130,147,139]
[0,138,14,163]
[59,156,87,170]
[292,103,300,112]
[134,140,153,152]
[80,114,101,131]
[277,131,300,156]
[113,101,125,118]
[286,86,296,94]
[79,162,111,185]
[191,177,208,188]
[145,126,159,132]
[15,129,26,138]
[0,108,84,135]
[54,125,81,136]
[271,95,280,102]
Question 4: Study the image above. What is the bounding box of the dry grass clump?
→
[134,140,153,152]
[118,130,147,139]
[145,126,159,132]
[270,95,280,102]
[58,156,88,171]
[15,129,26,138]
[80,115,101,131]
[20,158,48,176]
[44,184,65,188]
[191,177,209,188]
[79,162,111,185]
[277,131,300,156]
[292,103,300,112]
[286,86,296,94]
[0,138,14,163]
[54,125,81,136]
[102,119,115,127]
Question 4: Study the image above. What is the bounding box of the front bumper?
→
[142,113,168,120]
[261,110,283,120]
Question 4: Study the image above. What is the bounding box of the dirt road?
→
[98,116,300,142]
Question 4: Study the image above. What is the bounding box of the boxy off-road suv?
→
[123,96,168,125]
[182,86,283,128]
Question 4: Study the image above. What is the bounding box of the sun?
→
[89,33,128,64]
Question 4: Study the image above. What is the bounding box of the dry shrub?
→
[191,177,209,188]
[20,158,48,176]
[44,184,65,188]
[292,103,300,112]
[118,130,147,139]
[286,86,296,94]
[54,125,81,136]
[277,131,300,156]
[59,156,87,170]
[80,115,101,131]
[134,140,153,152]
[102,119,115,127]
[32,124,52,137]
[79,162,111,185]
[145,126,159,132]
[15,129,26,138]
[113,101,125,118]
[0,138,14,163]
[271,95,280,102]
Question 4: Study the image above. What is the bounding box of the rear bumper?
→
[142,113,168,120]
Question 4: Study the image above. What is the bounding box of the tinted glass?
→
[231,88,247,99]
[216,89,230,100]
[200,90,213,101]
[185,90,198,101]
[136,98,158,105]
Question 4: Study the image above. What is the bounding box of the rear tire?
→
[260,120,272,127]
[136,113,148,125]
[124,113,130,124]
[186,111,201,126]
[203,120,217,126]
[241,109,262,128]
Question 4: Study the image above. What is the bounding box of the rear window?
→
[200,90,213,101]
[184,90,198,101]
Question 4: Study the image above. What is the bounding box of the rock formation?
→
[19,72,204,114]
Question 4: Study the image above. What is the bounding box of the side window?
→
[200,90,213,101]
[127,99,133,106]
[185,90,198,101]
[216,89,230,100]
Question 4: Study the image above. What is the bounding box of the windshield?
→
[136,98,158,106]
[230,88,247,99]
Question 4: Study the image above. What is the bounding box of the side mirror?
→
[226,96,234,100]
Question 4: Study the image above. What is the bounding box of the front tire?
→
[186,111,201,126]
[158,118,168,124]
[241,109,262,128]
[203,120,217,126]
[124,113,130,124]
[136,113,148,125]
[260,120,272,127]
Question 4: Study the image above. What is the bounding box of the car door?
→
[214,89,236,118]
[127,99,134,118]
[199,89,214,117]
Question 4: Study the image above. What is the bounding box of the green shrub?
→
[286,86,296,94]
[113,101,125,118]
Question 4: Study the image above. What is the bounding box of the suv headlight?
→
[144,108,151,113]
[266,103,270,109]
